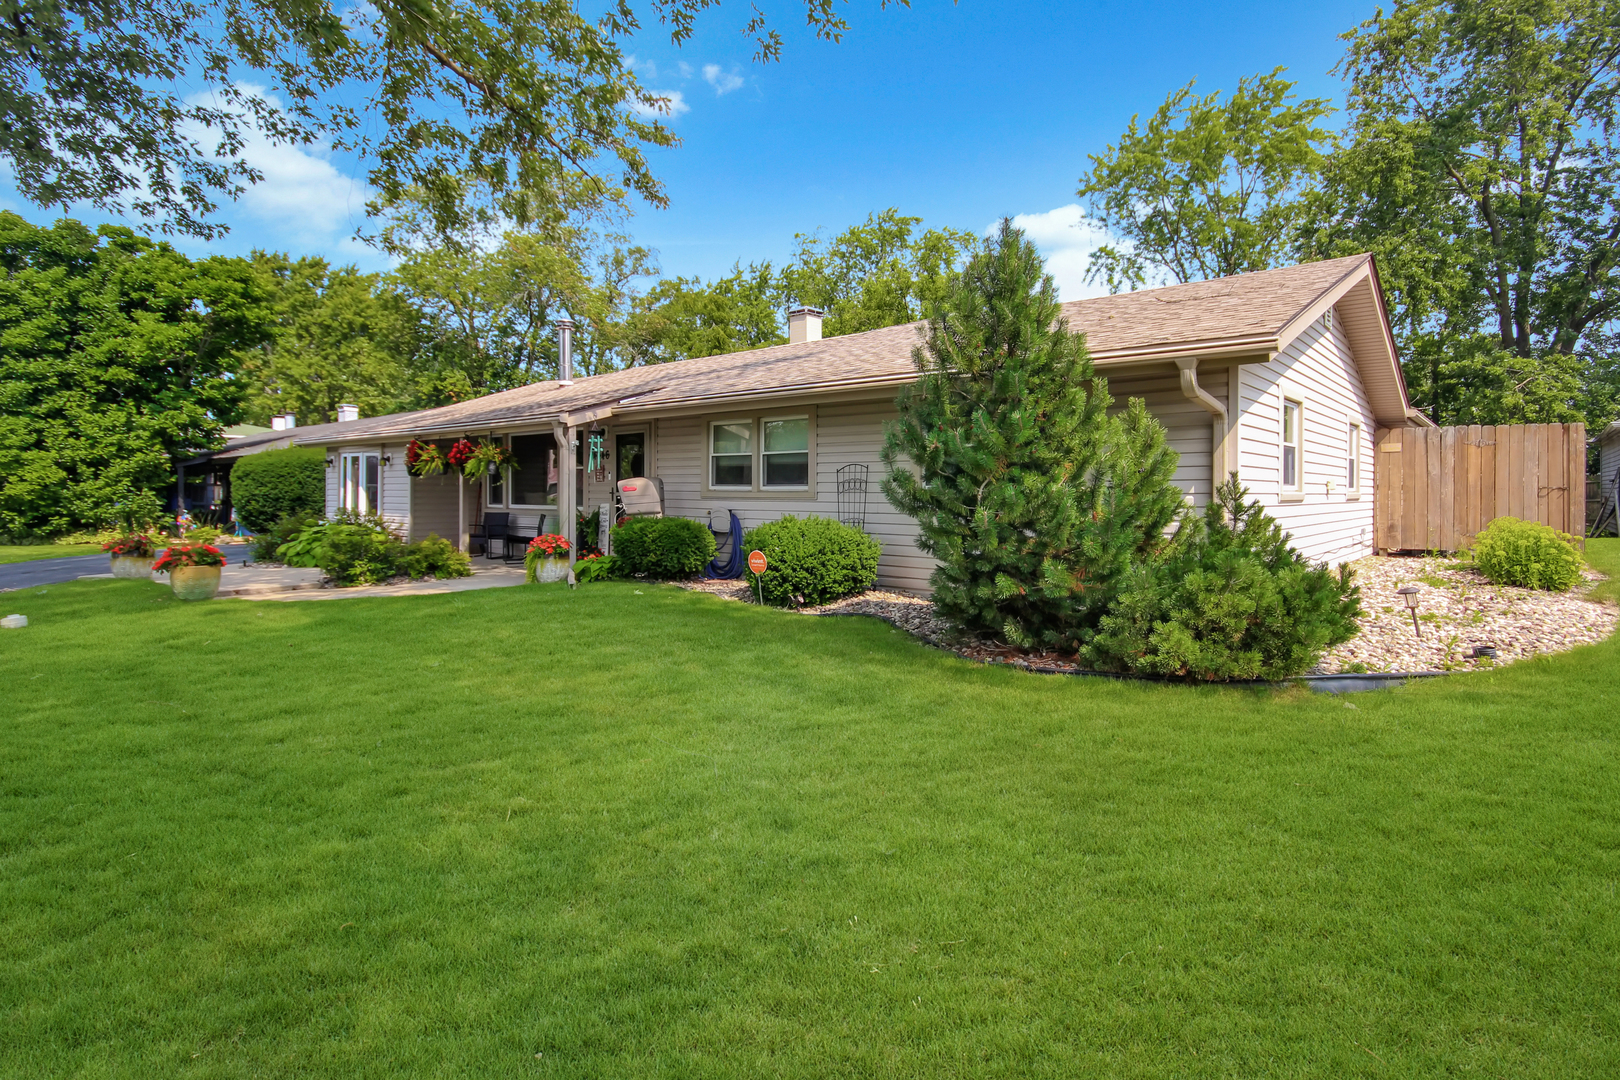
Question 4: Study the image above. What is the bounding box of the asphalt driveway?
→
[0,554,113,590]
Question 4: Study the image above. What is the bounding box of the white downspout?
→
[1175,357,1230,497]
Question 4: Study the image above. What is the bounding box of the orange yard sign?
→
[747,550,768,575]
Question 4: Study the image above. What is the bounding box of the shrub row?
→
[273,511,470,586]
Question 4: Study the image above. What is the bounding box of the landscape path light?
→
[1396,585,1421,639]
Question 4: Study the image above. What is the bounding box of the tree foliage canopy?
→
[0,213,269,535]
[0,0,892,240]
[1078,68,1334,291]
[1303,0,1620,425]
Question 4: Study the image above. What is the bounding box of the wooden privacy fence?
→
[1374,423,1586,552]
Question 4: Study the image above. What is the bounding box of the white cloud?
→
[988,204,1122,301]
[630,90,690,118]
[678,61,694,79]
[181,85,378,258]
[702,63,745,95]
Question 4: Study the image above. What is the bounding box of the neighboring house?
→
[178,409,378,518]
[290,254,1430,592]
[1597,422,1620,532]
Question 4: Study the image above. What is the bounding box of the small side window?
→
[1281,399,1303,491]
[1346,422,1361,493]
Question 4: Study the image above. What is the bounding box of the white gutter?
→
[1175,357,1232,491]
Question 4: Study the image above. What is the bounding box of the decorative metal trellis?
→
[836,463,869,530]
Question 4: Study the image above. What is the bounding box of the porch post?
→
[457,469,467,553]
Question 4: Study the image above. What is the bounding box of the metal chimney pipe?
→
[556,317,575,385]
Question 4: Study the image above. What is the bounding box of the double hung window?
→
[707,414,814,493]
[710,421,754,488]
[1281,399,1303,492]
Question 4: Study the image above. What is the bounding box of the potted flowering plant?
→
[102,534,157,579]
[524,533,571,584]
[153,544,228,600]
[461,441,515,481]
[406,439,448,477]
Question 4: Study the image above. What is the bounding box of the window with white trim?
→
[487,435,506,507]
[340,452,380,514]
[710,420,755,488]
[1346,422,1361,494]
[1281,399,1303,491]
[761,416,810,488]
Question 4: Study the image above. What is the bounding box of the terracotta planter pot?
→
[536,557,569,584]
[170,564,222,601]
[109,554,153,579]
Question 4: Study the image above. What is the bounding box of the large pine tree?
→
[882,220,1184,649]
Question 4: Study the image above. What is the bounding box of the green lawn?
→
[0,543,101,564]
[1588,537,1620,603]
[1,577,1617,1077]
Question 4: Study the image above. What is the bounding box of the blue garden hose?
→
[705,512,745,579]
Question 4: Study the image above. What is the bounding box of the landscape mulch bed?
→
[680,554,1618,677]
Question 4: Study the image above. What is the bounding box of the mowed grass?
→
[1587,536,1620,603]
[0,544,101,564]
[1,578,1618,1078]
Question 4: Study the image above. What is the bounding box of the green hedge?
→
[1471,516,1583,591]
[742,515,881,606]
[231,448,326,533]
[611,516,716,578]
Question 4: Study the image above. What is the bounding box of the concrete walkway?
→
[246,561,528,601]
[150,563,327,597]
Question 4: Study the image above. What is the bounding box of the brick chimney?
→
[788,306,823,344]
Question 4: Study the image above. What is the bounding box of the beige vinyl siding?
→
[409,473,461,543]
[1601,435,1620,499]
[1107,367,1228,508]
[379,446,410,534]
[1235,312,1376,565]
[647,399,933,593]
[324,455,340,518]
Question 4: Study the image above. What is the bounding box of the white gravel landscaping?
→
[1317,555,1617,674]
[681,553,1617,678]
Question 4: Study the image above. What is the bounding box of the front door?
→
[614,430,647,483]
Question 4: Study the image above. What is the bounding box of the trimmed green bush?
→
[1471,516,1583,591]
[276,512,470,585]
[232,448,326,533]
[742,515,881,606]
[1083,479,1363,681]
[611,516,716,578]
[250,511,318,562]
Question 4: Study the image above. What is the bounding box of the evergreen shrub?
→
[611,516,716,578]
[742,515,881,606]
[231,448,326,532]
[1470,516,1583,591]
[1083,479,1363,681]
[883,220,1185,649]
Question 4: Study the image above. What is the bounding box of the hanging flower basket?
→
[406,439,448,477]
[524,533,571,583]
[460,441,516,481]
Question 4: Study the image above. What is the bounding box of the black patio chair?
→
[470,512,510,559]
[502,522,539,563]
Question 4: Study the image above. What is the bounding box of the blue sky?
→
[0,0,1375,299]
